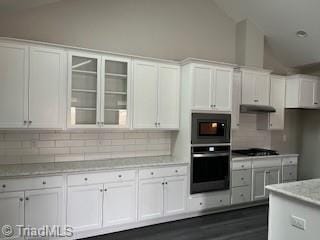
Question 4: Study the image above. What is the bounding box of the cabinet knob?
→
[237,123,240,127]
[315,102,318,105]
[165,182,168,185]
[254,99,259,103]
[155,122,157,126]
[213,104,216,107]
[240,194,244,197]
[118,174,122,178]
[42,181,46,185]
[162,182,164,185]
[199,202,203,205]
[219,200,223,203]
[23,120,28,125]
[175,170,178,173]
[2,184,6,188]
[100,189,103,192]
[241,177,244,181]
[29,120,32,124]
[19,198,24,202]
[210,104,214,108]
[270,123,273,127]
[104,189,107,192]
[84,178,88,181]
[25,197,29,201]
[150,172,154,175]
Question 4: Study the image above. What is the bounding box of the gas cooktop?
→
[232,148,279,157]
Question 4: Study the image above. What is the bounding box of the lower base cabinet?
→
[25,188,64,228]
[231,186,251,204]
[67,184,104,232]
[0,192,24,238]
[67,181,137,232]
[139,176,187,221]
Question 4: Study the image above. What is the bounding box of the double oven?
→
[190,113,231,194]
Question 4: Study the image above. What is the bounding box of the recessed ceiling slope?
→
[214,0,320,67]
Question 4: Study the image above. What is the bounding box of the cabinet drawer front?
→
[232,161,251,170]
[282,157,298,166]
[232,169,251,187]
[231,186,251,204]
[67,170,136,186]
[188,192,230,211]
[252,158,281,168]
[0,176,63,192]
[139,166,187,179]
[282,166,297,181]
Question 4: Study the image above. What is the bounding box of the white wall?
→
[0,0,236,63]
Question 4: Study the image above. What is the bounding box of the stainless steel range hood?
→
[240,104,276,113]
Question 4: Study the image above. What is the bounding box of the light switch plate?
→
[291,215,306,230]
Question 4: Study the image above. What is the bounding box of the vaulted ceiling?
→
[214,0,320,67]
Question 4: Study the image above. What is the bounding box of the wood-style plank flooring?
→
[87,205,269,240]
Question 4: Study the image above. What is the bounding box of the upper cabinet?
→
[192,64,233,112]
[0,42,66,129]
[286,74,320,109]
[132,60,180,129]
[241,69,271,106]
[232,71,242,129]
[67,52,131,129]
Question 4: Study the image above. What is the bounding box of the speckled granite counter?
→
[232,153,299,161]
[266,179,320,207]
[0,156,188,178]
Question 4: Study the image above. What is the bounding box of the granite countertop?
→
[266,179,320,207]
[232,153,299,161]
[0,156,188,178]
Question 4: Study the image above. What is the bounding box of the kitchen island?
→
[267,179,320,240]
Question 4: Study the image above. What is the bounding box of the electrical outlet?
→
[291,215,306,230]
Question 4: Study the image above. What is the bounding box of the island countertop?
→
[266,179,320,207]
[0,156,188,178]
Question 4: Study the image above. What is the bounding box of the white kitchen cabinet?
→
[25,188,64,228]
[286,74,320,108]
[138,178,164,221]
[29,47,65,129]
[0,42,66,129]
[0,42,28,128]
[133,60,180,129]
[103,181,137,227]
[67,184,104,232]
[138,168,187,221]
[163,176,187,216]
[252,167,281,201]
[0,192,24,238]
[257,75,286,130]
[192,64,233,112]
[232,71,241,129]
[241,69,270,106]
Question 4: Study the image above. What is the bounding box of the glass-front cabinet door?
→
[101,56,130,128]
[68,52,101,128]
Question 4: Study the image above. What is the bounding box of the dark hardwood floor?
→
[87,205,269,240]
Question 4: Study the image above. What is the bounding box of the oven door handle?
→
[192,152,230,158]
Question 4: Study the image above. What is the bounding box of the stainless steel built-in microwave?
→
[191,113,231,144]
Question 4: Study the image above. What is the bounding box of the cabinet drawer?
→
[252,158,281,168]
[282,166,297,181]
[232,169,251,187]
[0,176,63,192]
[282,157,298,166]
[188,192,230,211]
[139,166,187,179]
[231,186,251,204]
[67,170,136,186]
[232,161,251,170]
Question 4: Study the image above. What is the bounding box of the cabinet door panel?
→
[269,76,286,129]
[67,184,103,232]
[103,181,137,227]
[68,53,101,128]
[313,80,320,107]
[133,60,158,128]
[232,71,241,129]
[241,71,256,104]
[0,192,24,238]
[192,66,212,110]
[29,47,65,128]
[138,178,164,221]
[300,79,314,107]
[255,73,270,105]
[164,176,187,216]
[25,188,64,228]
[157,64,180,129]
[213,68,232,111]
[252,169,267,201]
[0,43,28,128]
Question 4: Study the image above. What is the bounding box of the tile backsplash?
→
[0,131,172,165]
[232,114,271,149]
